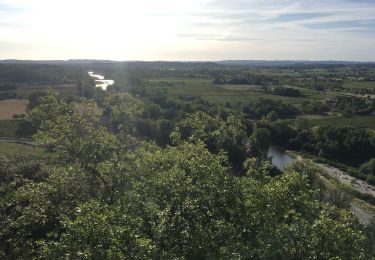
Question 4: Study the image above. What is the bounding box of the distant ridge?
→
[215,60,375,66]
[0,59,374,67]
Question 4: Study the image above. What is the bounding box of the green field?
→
[148,77,374,131]
[343,81,375,89]
[148,78,213,86]
[0,141,46,157]
[0,120,35,138]
[219,84,261,91]
[16,84,76,98]
[150,78,336,106]
[297,115,375,129]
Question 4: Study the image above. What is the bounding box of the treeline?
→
[213,74,278,86]
[270,86,301,97]
[267,121,375,183]
[301,96,374,116]
[327,96,374,115]
[0,64,83,84]
[0,83,18,100]
[243,98,299,119]
[0,91,17,100]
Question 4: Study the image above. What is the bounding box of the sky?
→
[0,0,374,61]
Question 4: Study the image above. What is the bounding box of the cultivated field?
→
[150,78,336,106]
[0,140,46,157]
[16,84,76,98]
[0,99,28,119]
[297,115,375,129]
[343,81,375,89]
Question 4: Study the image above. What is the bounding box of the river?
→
[88,72,115,90]
[267,145,375,224]
[267,145,294,170]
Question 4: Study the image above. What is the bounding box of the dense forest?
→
[0,61,375,259]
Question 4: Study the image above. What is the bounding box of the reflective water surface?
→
[88,72,114,90]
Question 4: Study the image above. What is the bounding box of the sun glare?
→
[2,0,200,59]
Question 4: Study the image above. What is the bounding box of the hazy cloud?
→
[0,0,374,60]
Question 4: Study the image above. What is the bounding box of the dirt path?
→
[293,154,375,198]
[316,163,375,198]
[0,137,34,145]
[293,155,375,224]
[350,200,375,225]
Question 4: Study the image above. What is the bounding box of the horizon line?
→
[1,59,375,63]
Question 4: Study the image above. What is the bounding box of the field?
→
[0,120,35,137]
[297,115,375,129]
[0,141,46,157]
[146,76,375,130]
[149,78,212,85]
[343,81,375,89]
[16,84,76,98]
[150,78,337,106]
[0,99,28,119]
[219,84,260,91]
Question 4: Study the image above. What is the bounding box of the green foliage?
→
[104,92,144,135]
[360,159,375,184]
[0,119,35,138]
[243,98,299,119]
[40,201,153,259]
[0,165,92,258]
[248,127,271,159]
[312,126,375,166]
[286,125,375,167]
[273,86,301,97]
[295,117,311,130]
[28,89,71,129]
[32,100,118,164]
[364,219,375,258]
[360,159,375,176]
[0,82,370,259]
[27,91,46,111]
[266,110,278,122]
[173,111,249,167]
[330,96,374,115]
[301,101,330,114]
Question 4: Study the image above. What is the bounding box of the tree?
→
[295,117,311,130]
[360,158,375,176]
[40,141,365,259]
[29,91,121,200]
[104,92,144,136]
[248,127,271,159]
[266,111,278,122]
[156,119,174,146]
[27,91,46,111]
[173,112,249,168]
[1,91,367,259]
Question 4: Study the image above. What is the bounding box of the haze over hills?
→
[1,59,375,67]
[216,60,375,66]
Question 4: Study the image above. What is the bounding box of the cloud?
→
[269,13,330,22]
[0,3,24,12]
[304,19,375,30]
[176,33,260,41]
[0,0,374,60]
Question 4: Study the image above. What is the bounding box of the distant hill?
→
[1,59,374,67]
[0,60,224,70]
[215,60,375,66]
